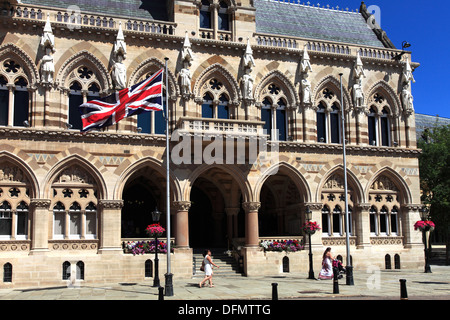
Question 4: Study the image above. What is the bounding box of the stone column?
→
[98,200,123,254]
[242,202,261,247]
[30,199,51,255]
[402,204,423,248]
[356,203,372,249]
[173,201,191,249]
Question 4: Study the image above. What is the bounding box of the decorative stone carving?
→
[300,46,313,105]
[240,39,255,103]
[242,202,261,212]
[39,14,55,84]
[56,166,94,185]
[0,164,27,183]
[173,201,191,211]
[370,175,398,191]
[98,199,124,209]
[401,82,414,114]
[352,52,366,108]
[323,174,345,189]
[111,22,127,90]
[30,199,51,209]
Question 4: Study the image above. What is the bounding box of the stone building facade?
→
[0,0,424,288]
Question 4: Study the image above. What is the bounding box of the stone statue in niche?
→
[179,66,192,96]
[180,32,194,99]
[300,47,312,104]
[401,83,414,113]
[40,14,55,84]
[241,38,255,101]
[352,52,366,108]
[112,22,127,90]
[242,68,254,100]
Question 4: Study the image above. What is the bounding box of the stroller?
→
[332,259,346,279]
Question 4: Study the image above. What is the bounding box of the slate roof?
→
[415,114,450,140]
[255,0,385,48]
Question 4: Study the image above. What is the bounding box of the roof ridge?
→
[262,0,361,14]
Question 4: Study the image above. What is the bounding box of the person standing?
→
[318,247,334,280]
[199,249,220,288]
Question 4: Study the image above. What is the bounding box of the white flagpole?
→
[164,57,174,296]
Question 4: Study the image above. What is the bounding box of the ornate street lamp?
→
[305,206,315,280]
[151,207,162,287]
[420,206,432,273]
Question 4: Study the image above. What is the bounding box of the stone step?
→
[192,249,243,278]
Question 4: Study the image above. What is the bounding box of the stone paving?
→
[0,265,449,301]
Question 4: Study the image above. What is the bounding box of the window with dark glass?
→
[217,93,229,119]
[276,99,287,141]
[317,102,326,142]
[200,0,211,29]
[0,75,8,126]
[391,206,398,235]
[0,201,12,237]
[69,81,83,130]
[261,97,272,138]
[368,107,377,146]
[322,206,330,235]
[380,108,390,146]
[62,261,71,280]
[13,77,29,127]
[380,206,388,234]
[218,1,229,31]
[369,206,377,234]
[3,263,12,283]
[332,206,341,235]
[16,201,28,238]
[330,104,340,144]
[202,92,214,118]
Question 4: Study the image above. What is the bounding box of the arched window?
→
[332,205,342,236]
[0,201,12,239]
[394,254,401,269]
[13,76,29,127]
[53,202,66,239]
[69,202,82,239]
[145,259,153,278]
[200,0,212,29]
[282,256,289,273]
[85,202,97,239]
[380,108,390,147]
[217,93,229,119]
[261,97,272,138]
[202,92,214,118]
[321,205,330,236]
[16,201,28,239]
[329,104,340,144]
[68,81,83,130]
[0,75,8,126]
[137,88,166,135]
[385,254,392,269]
[369,205,378,235]
[3,263,12,283]
[276,99,287,141]
[218,1,230,31]
[316,102,326,143]
[368,95,391,147]
[76,261,84,280]
[62,261,71,280]
[391,206,399,235]
[368,107,377,146]
[379,206,388,235]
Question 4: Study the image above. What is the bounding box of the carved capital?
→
[173,201,191,212]
[242,202,261,212]
[30,199,51,209]
[304,203,323,211]
[401,204,422,212]
[99,200,124,209]
[357,203,372,211]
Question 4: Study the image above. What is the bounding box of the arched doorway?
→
[121,167,163,238]
[188,185,215,247]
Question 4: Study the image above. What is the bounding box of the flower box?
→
[259,239,304,252]
[123,240,173,255]
[414,220,435,232]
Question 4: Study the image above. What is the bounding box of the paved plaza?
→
[0,265,448,301]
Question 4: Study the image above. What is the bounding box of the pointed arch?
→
[0,151,39,199]
[56,49,112,92]
[127,57,178,97]
[366,80,401,116]
[114,156,182,203]
[365,167,412,204]
[316,165,365,204]
[43,154,108,200]
[312,75,352,110]
[193,62,241,104]
[254,70,298,108]
[253,161,311,203]
[0,43,39,85]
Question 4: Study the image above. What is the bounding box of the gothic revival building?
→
[0,0,424,288]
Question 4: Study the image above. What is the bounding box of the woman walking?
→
[199,249,220,288]
[318,247,334,280]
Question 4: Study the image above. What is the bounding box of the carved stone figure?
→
[242,68,254,100]
[40,47,55,84]
[401,83,414,113]
[180,66,192,96]
[112,54,127,90]
[301,73,311,104]
[353,78,364,108]
[300,47,313,74]
[243,38,255,72]
[181,32,194,67]
[402,60,415,85]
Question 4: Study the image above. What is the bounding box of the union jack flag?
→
[79,68,164,132]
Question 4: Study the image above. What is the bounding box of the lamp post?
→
[305,206,315,280]
[151,207,162,287]
[420,206,432,273]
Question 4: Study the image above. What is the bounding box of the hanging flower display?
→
[301,221,321,235]
[145,223,165,237]
[414,220,435,232]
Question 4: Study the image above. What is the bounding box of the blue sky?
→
[304,0,450,118]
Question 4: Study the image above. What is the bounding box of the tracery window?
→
[368,93,391,147]
[51,165,98,240]
[316,88,341,144]
[137,72,166,135]
[0,60,31,127]
[201,78,232,120]
[321,173,354,237]
[260,83,288,141]
[369,175,401,236]
[67,66,102,130]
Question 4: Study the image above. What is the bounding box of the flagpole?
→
[164,57,174,296]
[339,73,354,286]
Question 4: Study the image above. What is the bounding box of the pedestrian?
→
[199,249,220,288]
[318,247,334,280]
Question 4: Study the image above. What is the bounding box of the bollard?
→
[271,283,278,300]
[399,279,408,300]
[333,267,339,294]
[158,286,164,301]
